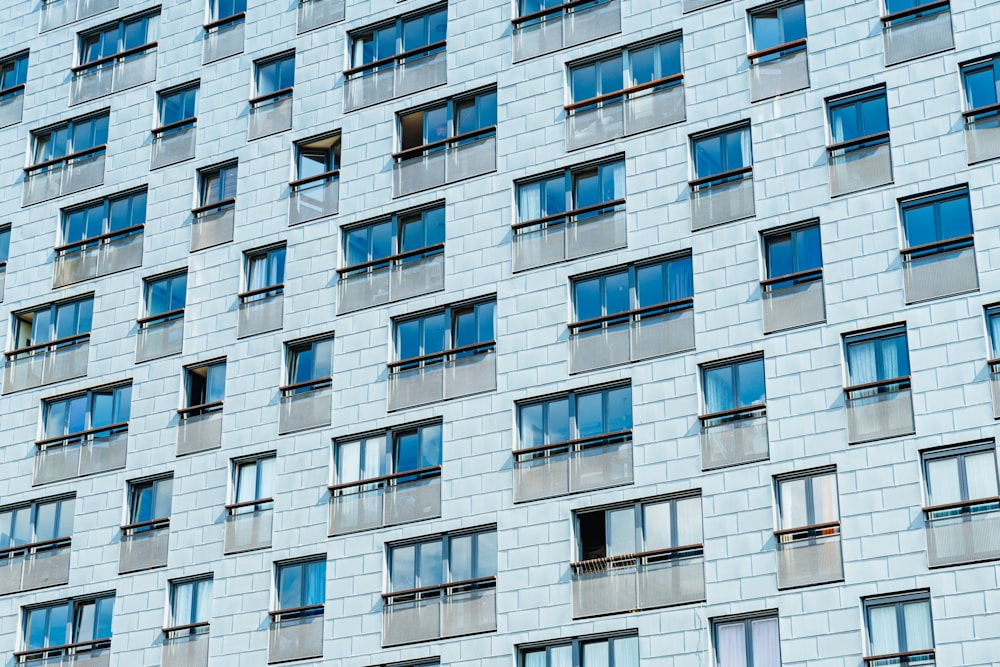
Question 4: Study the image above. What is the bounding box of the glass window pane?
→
[704,366,734,413]
[751,617,781,667]
[391,545,416,591]
[279,564,303,609]
[675,496,703,545]
[752,10,781,51]
[576,392,604,438]
[606,386,632,434]
[575,278,602,321]
[694,134,723,178]
[782,2,806,42]
[547,398,570,444]
[902,601,933,651]
[938,195,972,238]
[716,622,748,667]
[475,531,497,577]
[766,233,793,278]
[450,534,472,581]
[630,46,655,85]
[604,271,630,315]
[779,477,809,530]
[637,264,665,306]
[582,640,610,667]
[572,64,597,103]
[520,403,545,447]
[418,540,442,587]
[737,359,765,407]
[964,451,999,500]
[903,203,936,248]
[868,605,900,656]
[926,457,962,506]
[607,507,635,556]
[306,560,325,605]
[965,66,998,109]
[812,473,839,523]
[642,501,672,551]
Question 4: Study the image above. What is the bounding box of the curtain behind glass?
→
[965,451,999,500]
[902,601,933,651]
[519,182,542,222]
[751,618,781,667]
[613,636,639,667]
[847,340,878,386]
[867,605,899,656]
[716,622,748,667]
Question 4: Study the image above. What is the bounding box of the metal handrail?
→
[120,517,170,532]
[568,298,693,331]
[844,376,910,395]
[192,197,236,216]
[203,11,246,31]
[570,544,704,573]
[862,649,935,665]
[137,308,184,326]
[699,403,766,423]
[760,267,823,288]
[900,234,974,257]
[328,465,441,493]
[689,165,752,188]
[382,575,496,602]
[564,74,683,112]
[71,42,157,73]
[269,603,324,620]
[279,377,333,394]
[177,400,224,417]
[774,520,840,539]
[25,145,107,173]
[337,243,444,274]
[249,87,293,106]
[513,0,610,26]
[826,131,890,153]
[225,497,274,512]
[748,37,807,61]
[880,0,949,23]
[162,621,210,636]
[392,125,496,162]
[923,495,1000,515]
[6,332,90,358]
[54,224,144,253]
[152,117,197,135]
[0,536,71,558]
[238,283,284,300]
[36,422,128,448]
[387,340,496,370]
[14,638,110,660]
[290,169,339,189]
[513,429,632,457]
[343,40,446,77]
[511,199,625,231]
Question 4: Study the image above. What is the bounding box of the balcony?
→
[190,199,235,252]
[177,402,223,456]
[382,578,496,647]
[828,133,893,197]
[328,466,441,536]
[269,606,323,663]
[689,167,755,230]
[223,499,272,554]
[33,423,128,485]
[203,14,245,64]
[882,1,953,67]
[571,546,705,619]
[513,201,626,272]
[298,0,344,33]
[761,270,825,334]
[337,244,444,314]
[151,119,197,170]
[388,342,496,411]
[23,146,106,206]
[393,127,496,198]
[512,0,620,62]
[845,378,914,444]
[70,43,157,106]
[964,106,1000,164]
[344,42,446,111]
[289,170,339,225]
[162,624,209,667]
[41,0,117,32]
[248,90,293,141]
[278,379,332,434]
[14,639,111,667]
[237,286,283,338]
[513,431,632,503]
[135,311,184,363]
[924,499,1000,568]
[565,76,684,151]
[53,226,144,288]
[775,524,844,589]
[749,40,809,102]
[862,651,935,667]
[118,518,169,574]
[568,300,695,374]
[0,538,71,595]
[0,85,25,129]
[3,334,90,394]
[901,236,977,304]
[700,406,769,470]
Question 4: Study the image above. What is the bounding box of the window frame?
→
[0,494,75,553]
[519,631,640,667]
[41,382,133,442]
[395,87,497,157]
[229,452,276,515]
[760,219,823,289]
[385,526,498,599]
[182,358,226,416]
[141,270,187,324]
[898,186,974,258]
[30,110,110,169]
[154,81,198,133]
[747,0,807,61]
[0,50,29,96]
[391,298,496,369]
[241,243,286,302]
[340,202,445,275]
[689,122,753,188]
[11,295,94,354]
[862,591,935,662]
[283,334,334,394]
[711,612,782,667]
[515,156,626,227]
[332,419,444,490]
[986,303,1000,362]
[921,441,1000,517]
[166,574,213,635]
[346,4,448,75]
[842,324,911,395]
[0,224,11,272]
[699,354,767,423]
[292,131,341,188]
[566,34,683,110]
[774,466,840,541]
[273,557,326,616]
[20,594,116,657]
[208,0,247,24]
[124,474,172,533]
[881,0,950,24]
[58,187,147,254]
[516,382,632,456]
[961,54,1000,118]
[826,87,890,152]
[251,51,295,106]
[195,161,238,211]
[75,10,159,71]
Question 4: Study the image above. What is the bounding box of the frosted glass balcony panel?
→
[883,7,953,66]
[761,278,825,334]
[268,612,323,663]
[845,387,914,444]
[203,19,244,64]
[903,245,977,303]
[136,317,184,363]
[776,533,844,589]
[118,524,169,573]
[749,47,809,102]
[297,0,344,33]
[700,414,769,470]
[151,125,196,169]
[828,142,893,197]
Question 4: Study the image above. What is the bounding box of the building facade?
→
[0,0,998,665]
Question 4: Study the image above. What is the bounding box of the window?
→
[243,245,285,300]
[295,133,340,183]
[521,633,639,667]
[31,112,109,166]
[701,355,766,418]
[349,6,447,70]
[78,11,158,67]
[388,527,497,593]
[43,383,132,440]
[962,55,1000,114]
[569,36,681,105]
[843,325,910,393]
[575,494,702,561]
[518,159,625,223]
[253,52,294,100]
[884,0,946,18]
[156,83,198,129]
[762,220,822,287]
[167,575,212,631]
[713,614,781,667]
[776,468,839,534]
[334,421,442,485]
[827,88,889,147]
[185,360,226,410]
[900,187,973,254]
[691,123,752,183]
[987,305,1000,361]
[398,89,496,152]
[749,1,806,57]
[923,442,999,516]
[394,299,495,365]
[864,593,934,664]
[143,271,186,321]
[0,224,11,270]
[0,51,28,93]
[126,475,172,530]
[286,336,333,392]
[275,558,326,611]
[12,296,93,351]
[211,0,246,21]
[198,162,237,208]
[519,384,631,451]
[0,495,74,551]
[343,204,444,269]
[60,188,146,249]
[22,594,115,657]
[232,454,275,513]
[573,254,693,324]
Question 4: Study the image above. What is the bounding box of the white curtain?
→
[612,636,639,667]
[925,458,961,507]
[549,645,572,667]
[966,452,999,500]
[879,338,900,379]
[990,314,1000,358]
[675,496,702,545]
[779,478,808,531]
[173,581,193,625]
[814,473,839,524]
[582,641,609,667]
[519,182,542,222]
[716,623,747,667]
[902,601,933,652]
[704,367,733,414]
[642,501,672,551]
[868,605,899,656]
[609,161,626,200]
[337,441,361,484]
[739,126,752,168]
[848,340,878,386]
[751,618,781,667]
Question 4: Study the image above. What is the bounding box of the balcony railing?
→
[53,224,144,288]
[135,309,184,362]
[15,638,111,667]
[775,522,843,589]
[223,498,272,554]
[700,404,769,470]
[924,497,1000,568]
[118,517,169,574]
[151,118,197,169]
[289,169,339,225]
[749,39,809,102]
[3,333,90,394]
[964,104,1000,164]
[682,0,726,12]
[761,269,825,334]
[828,132,893,197]
[513,431,632,503]
[845,377,914,444]
[568,299,695,374]
[393,126,496,197]
[382,577,496,647]
[344,41,446,111]
[328,466,441,535]
[388,341,496,411]
[237,284,284,338]
[0,537,71,595]
[162,623,209,667]
[901,235,977,303]
[203,12,245,64]
[565,75,684,150]
[278,378,332,434]
[513,200,625,272]
[337,244,444,313]
[177,401,223,455]
[33,422,128,485]
[570,545,705,619]
[862,649,935,666]
[190,198,235,251]
[70,42,157,106]
[298,0,344,33]
[23,145,106,206]
[882,0,953,66]
[0,84,25,129]
[268,605,324,663]
[689,166,755,230]
[512,0,620,62]
[41,0,117,32]
[248,88,293,140]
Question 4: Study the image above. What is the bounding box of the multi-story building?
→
[0,0,998,665]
